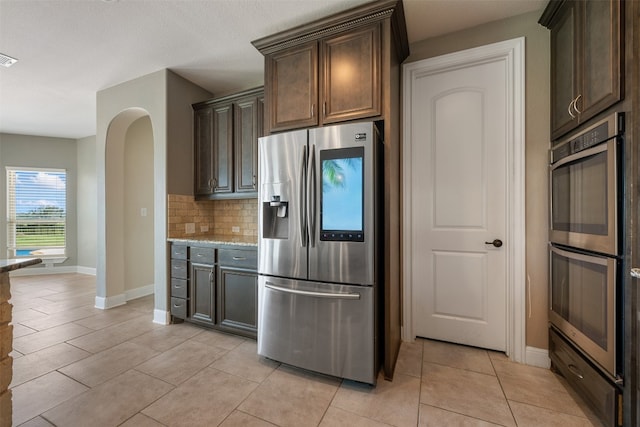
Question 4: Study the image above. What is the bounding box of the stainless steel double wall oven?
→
[549,112,624,381]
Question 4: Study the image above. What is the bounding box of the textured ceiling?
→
[0,0,546,139]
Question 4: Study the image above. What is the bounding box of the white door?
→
[407,46,514,352]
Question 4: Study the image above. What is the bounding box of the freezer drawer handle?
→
[265,282,360,300]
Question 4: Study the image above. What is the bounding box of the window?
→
[6,168,66,258]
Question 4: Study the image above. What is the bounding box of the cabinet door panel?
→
[194,107,214,195]
[550,0,578,141]
[322,24,381,124]
[579,0,622,121]
[190,262,215,325]
[234,97,259,193]
[266,42,318,132]
[213,103,233,194]
[218,267,257,336]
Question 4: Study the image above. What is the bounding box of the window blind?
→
[6,168,66,257]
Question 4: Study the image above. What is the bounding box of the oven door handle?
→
[631,268,640,279]
[265,282,360,300]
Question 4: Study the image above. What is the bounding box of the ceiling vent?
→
[0,53,18,68]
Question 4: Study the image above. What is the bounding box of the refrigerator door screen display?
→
[320,147,364,241]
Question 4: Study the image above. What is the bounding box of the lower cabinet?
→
[169,242,257,338]
[190,262,216,326]
[218,266,257,338]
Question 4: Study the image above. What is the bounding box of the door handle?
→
[485,239,503,248]
[631,268,640,279]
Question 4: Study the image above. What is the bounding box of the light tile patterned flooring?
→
[8,273,602,426]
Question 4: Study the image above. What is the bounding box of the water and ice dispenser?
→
[261,184,289,239]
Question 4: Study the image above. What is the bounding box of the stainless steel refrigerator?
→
[257,121,382,384]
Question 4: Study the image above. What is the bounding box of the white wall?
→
[76,135,97,272]
[0,133,78,270]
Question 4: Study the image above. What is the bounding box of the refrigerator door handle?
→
[299,145,308,248]
[265,282,361,300]
[307,145,316,247]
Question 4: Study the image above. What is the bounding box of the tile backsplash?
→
[167,194,257,239]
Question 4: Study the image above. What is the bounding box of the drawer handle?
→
[567,364,584,379]
[232,256,247,261]
[173,266,185,270]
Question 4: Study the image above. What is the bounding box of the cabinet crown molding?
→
[252,0,409,61]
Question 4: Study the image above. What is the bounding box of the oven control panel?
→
[551,112,624,163]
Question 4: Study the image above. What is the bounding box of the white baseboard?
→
[125,283,154,301]
[95,293,126,309]
[76,266,97,276]
[10,264,96,277]
[153,309,170,325]
[525,346,550,368]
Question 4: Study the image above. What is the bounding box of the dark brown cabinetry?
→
[260,23,381,133]
[169,243,188,320]
[189,246,216,326]
[169,242,257,338]
[193,87,263,199]
[253,0,409,380]
[217,249,258,338]
[541,0,623,140]
[549,328,619,426]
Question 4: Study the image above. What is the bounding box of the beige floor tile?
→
[119,413,167,427]
[394,339,423,378]
[142,366,258,427]
[423,340,495,375]
[12,322,37,338]
[331,372,420,427]
[11,342,91,387]
[421,363,515,426]
[31,297,95,314]
[59,341,159,386]
[219,410,278,427]
[238,365,341,427]
[509,400,602,427]
[127,322,203,353]
[493,359,591,418]
[42,370,174,427]
[67,314,161,353]
[211,340,279,383]
[189,328,246,351]
[319,406,392,427]
[418,404,502,426]
[11,371,88,425]
[11,308,49,323]
[12,322,93,354]
[20,305,98,331]
[14,416,54,427]
[72,304,148,330]
[136,339,227,385]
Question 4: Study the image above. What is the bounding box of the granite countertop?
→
[168,235,257,247]
[0,258,43,273]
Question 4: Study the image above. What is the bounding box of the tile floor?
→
[8,273,602,427]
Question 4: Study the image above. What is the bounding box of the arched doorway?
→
[99,108,155,308]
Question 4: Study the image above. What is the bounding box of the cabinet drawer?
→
[549,328,618,426]
[190,246,215,264]
[218,248,257,270]
[171,278,188,298]
[171,260,188,279]
[171,244,187,260]
[171,297,188,319]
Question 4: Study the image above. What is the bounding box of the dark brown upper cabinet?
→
[540,0,623,141]
[264,23,380,133]
[193,87,263,199]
